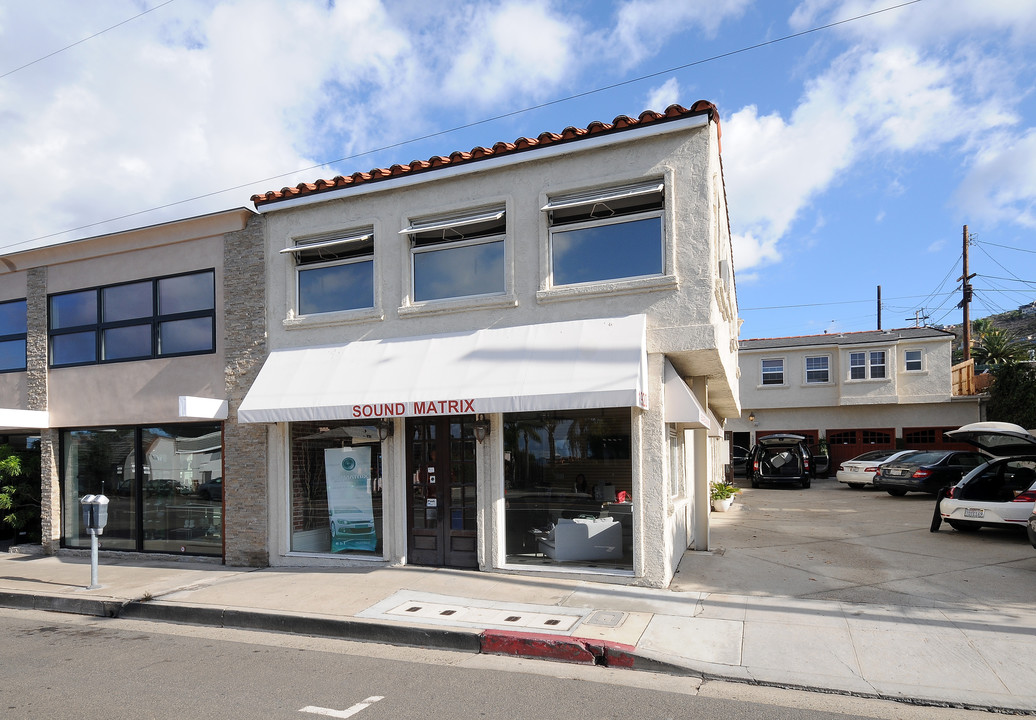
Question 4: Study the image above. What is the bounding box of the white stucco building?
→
[728,328,984,469]
[241,102,740,586]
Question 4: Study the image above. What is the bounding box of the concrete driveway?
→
[672,476,1036,613]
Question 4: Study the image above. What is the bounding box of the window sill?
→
[398,294,518,318]
[757,383,787,390]
[283,307,384,330]
[537,274,678,304]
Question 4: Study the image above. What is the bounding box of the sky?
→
[1,0,1034,341]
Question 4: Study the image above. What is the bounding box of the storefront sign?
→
[350,399,476,418]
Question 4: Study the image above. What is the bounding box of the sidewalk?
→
[0,547,1033,714]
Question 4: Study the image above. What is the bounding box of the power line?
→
[0,1,177,80]
[2,0,927,253]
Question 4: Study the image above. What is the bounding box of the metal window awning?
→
[663,359,709,428]
[238,315,648,423]
[279,233,372,254]
[399,208,505,235]
[540,181,664,212]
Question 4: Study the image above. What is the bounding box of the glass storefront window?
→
[61,424,222,556]
[290,421,384,556]
[504,408,633,570]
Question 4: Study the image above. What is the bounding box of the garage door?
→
[827,428,895,469]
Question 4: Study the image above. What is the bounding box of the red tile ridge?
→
[251,101,719,207]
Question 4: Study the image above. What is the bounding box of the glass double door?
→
[406,416,477,568]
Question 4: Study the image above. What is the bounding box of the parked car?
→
[731,445,750,476]
[837,449,921,489]
[874,449,988,496]
[937,422,1036,534]
[747,434,814,489]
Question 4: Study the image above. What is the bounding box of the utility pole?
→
[959,225,975,361]
[877,285,882,330]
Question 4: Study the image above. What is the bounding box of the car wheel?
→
[930,488,947,532]
[947,519,981,533]
[886,488,908,497]
[847,483,865,489]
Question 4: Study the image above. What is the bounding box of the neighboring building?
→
[0,209,267,565]
[241,102,740,586]
[727,328,984,469]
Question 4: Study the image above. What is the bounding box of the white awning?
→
[239,315,649,423]
[0,409,49,429]
[663,359,709,428]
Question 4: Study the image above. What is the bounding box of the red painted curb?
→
[480,629,638,668]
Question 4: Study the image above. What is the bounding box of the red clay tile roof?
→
[251,101,719,207]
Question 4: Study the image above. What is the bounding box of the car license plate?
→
[963,508,984,519]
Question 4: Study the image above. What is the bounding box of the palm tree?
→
[972,328,1032,366]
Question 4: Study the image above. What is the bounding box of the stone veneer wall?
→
[26,267,61,553]
[221,215,269,566]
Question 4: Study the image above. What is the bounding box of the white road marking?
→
[300,696,385,718]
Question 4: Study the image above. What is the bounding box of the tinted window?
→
[159,317,214,355]
[0,299,27,335]
[414,241,504,301]
[51,331,96,365]
[299,260,374,315]
[103,281,152,322]
[552,217,662,286]
[158,272,214,315]
[51,291,97,329]
[0,339,26,371]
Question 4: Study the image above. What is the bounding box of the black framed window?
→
[0,299,28,372]
[60,423,222,556]
[49,270,215,367]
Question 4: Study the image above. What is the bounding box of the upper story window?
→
[283,230,374,316]
[402,208,506,303]
[543,180,664,287]
[805,355,830,384]
[761,358,784,386]
[849,350,886,380]
[904,349,923,372]
[0,299,27,372]
[48,270,215,368]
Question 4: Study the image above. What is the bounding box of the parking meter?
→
[80,494,109,535]
[80,494,109,589]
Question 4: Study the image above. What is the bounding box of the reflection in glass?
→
[289,422,384,556]
[0,338,26,372]
[158,271,215,315]
[414,240,504,302]
[61,425,222,556]
[50,291,97,329]
[159,317,214,355]
[51,331,97,366]
[0,299,27,335]
[62,428,137,551]
[102,281,153,322]
[298,259,373,315]
[503,408,633,570]
[140,426,222,554]
[552,216,662,286]
[103,324,152,360]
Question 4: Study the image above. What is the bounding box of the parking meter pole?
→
[88,530,100,589]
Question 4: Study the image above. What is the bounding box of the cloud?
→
[956,128,1036,228]
[643,78,681,112]
[610,0,752,66]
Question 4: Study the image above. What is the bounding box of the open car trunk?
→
[759,449,805,478]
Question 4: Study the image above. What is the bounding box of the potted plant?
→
[710,481,741,512]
